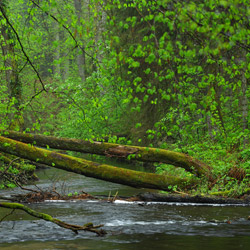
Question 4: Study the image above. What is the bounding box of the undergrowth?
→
[156,141,250,197]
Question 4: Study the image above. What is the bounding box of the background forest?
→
[0,0,249,194]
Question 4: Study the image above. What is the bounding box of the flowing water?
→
[0,160,249,250]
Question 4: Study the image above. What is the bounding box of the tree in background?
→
[99,0,249,150]
[0,0,23,130]
[0,0,249,163]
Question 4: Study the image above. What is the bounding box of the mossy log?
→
[0,136,197,191]
[1,130,213,179]
[0,202,105,235]
[134,192,250,204]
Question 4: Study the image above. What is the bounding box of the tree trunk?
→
[0,136,197,191]
[74,0,86,82]
[0,1,23,131]
[53,15,61,77]
[241,72,249,146]
[62,51,69,81]
[94,0,106,65]
[1,130,213,180]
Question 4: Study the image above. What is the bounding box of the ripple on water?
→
[0,167,249,247]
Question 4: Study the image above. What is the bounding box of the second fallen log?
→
[0,136,197,191]
[1,130,213,179]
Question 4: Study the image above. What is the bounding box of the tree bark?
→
[0,136,197,191]
[1,130,213,180]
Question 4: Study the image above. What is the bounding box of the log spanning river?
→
[0,160,249,250]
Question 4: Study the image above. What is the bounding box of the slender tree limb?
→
[20,88,46,110]
[0,202,106,236]
[51,89,101,135]
[0,196,17,202]
[30,0,100,67]
[0,208,15,223]
[0,5,47,93]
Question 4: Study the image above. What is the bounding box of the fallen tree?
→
[0,136,197,191]
[1,130,213,180]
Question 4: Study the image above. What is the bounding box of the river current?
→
[0,163,249,250]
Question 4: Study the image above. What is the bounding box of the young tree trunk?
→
[0,136,197,191]
[74,0,86,82]
[1,130,213,180]
[62,51,69,81]
[94,0,106,65]
[0,1,23,131]
[241,72,249,146]
[53,16,61,77]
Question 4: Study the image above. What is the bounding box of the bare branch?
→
[0,5,47,92]
[0,208,15,223]
[30,0,100,67]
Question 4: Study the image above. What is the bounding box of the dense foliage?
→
[0,0,249,194]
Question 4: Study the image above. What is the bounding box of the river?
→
[0,160,249,250]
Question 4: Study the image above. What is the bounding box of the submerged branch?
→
[0,202,106,235]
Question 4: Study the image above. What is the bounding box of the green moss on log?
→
[0,202,105,235]
[0,136,197,191]
[1,130,213,179]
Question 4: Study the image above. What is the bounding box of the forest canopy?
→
[0,0,249,195]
